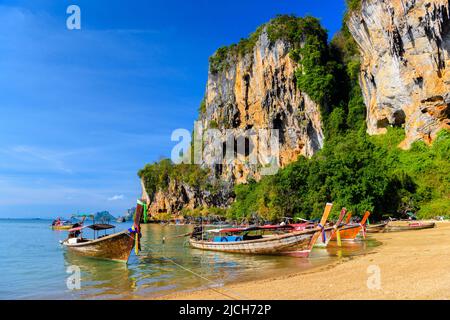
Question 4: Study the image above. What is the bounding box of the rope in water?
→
[136,243,248,300]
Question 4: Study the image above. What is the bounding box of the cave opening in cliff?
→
[414,76,424,89]
[215,164,223,178]
[180,186,189,203]
[243,74,250,109]
[392,110,406,127]
[390,27,405,60]
[286,102,293,114]
[245,137,250,157]
[244,74,251,122]
[232,110,241,128]
[222,141,227,159]
[443,12,450,57]
[272,113,286,144]
[377,118,390,129]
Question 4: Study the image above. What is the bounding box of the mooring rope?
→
[137,244,249,300]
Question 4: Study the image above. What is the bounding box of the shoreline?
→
[158,221,450,300]
[156,254,351,300]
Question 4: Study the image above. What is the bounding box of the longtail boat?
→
[314,208,348,248]
[385,221,435,232]
[61,200,144,263]
[344,213,352,224]
[189,203,333,257]
[51,217,74,231]
[330,211,371,241]
[52,224,73,231]
[366,222,388,233]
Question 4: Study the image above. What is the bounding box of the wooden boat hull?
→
[52,225,73,231]
[189,230,316,255]
[329,224,362,241]
[62,231,135,263]
[313,227,336,248]
[385,221,435,232]
[367,223,387,233]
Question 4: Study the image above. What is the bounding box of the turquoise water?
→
[0,219,378,299]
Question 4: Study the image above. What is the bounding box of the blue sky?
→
[0,0,347,218]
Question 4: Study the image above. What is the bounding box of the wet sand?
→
[159,221,450,300]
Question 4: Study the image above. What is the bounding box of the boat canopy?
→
[87,224,115,231]
[68,226,86,232]
[217,226,260,233]
[209,225,295,234]
[205,229,223,233]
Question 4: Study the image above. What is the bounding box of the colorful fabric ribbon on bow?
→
[360,223,366,239]
[336,229,342,247]
[128,224,140,255]
[318,223,326,243]
[143,203,148,224]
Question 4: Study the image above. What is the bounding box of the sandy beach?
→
[160,221,450,300]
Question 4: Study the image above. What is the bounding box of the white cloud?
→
[8,145,73,173]
[108,194,124,201]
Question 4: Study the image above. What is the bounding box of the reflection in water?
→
[11,220,380,299]
[64,251,136,299]
[324,237,381,260]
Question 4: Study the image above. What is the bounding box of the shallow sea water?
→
[0,219,380,299]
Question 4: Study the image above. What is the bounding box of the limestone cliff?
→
[347,0,450,147]
[200,27,324,184]
[140,177,232,215]
[140,19,325,216]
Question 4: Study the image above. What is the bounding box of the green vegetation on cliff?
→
[228,9,450,221]
[229,128,450,221]
[288,17,337,114]
[346,0,362,17]
[347,0,362,12]
[140,5,449,221]
[209,15,329,74]
[138,159,211,201]
[371,129,450,218]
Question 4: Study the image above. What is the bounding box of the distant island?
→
[115,207,136,223]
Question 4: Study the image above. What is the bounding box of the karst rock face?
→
[141,3,450,216]
[140,178,232,216]
[200,28,324,184]
[348,0,450,147]
[141,27,325,215]
[140,26,326,215]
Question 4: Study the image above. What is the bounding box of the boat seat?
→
[68,238,78,244]
[213,236,243,242]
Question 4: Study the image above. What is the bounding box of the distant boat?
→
[366,222,388,233]
[60,201,144,263]
[52,224,73,231]
[51,217,74,231]
[385,221,435,232]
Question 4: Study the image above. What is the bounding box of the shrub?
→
[138,159,210,201]
[198,98,206,115]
